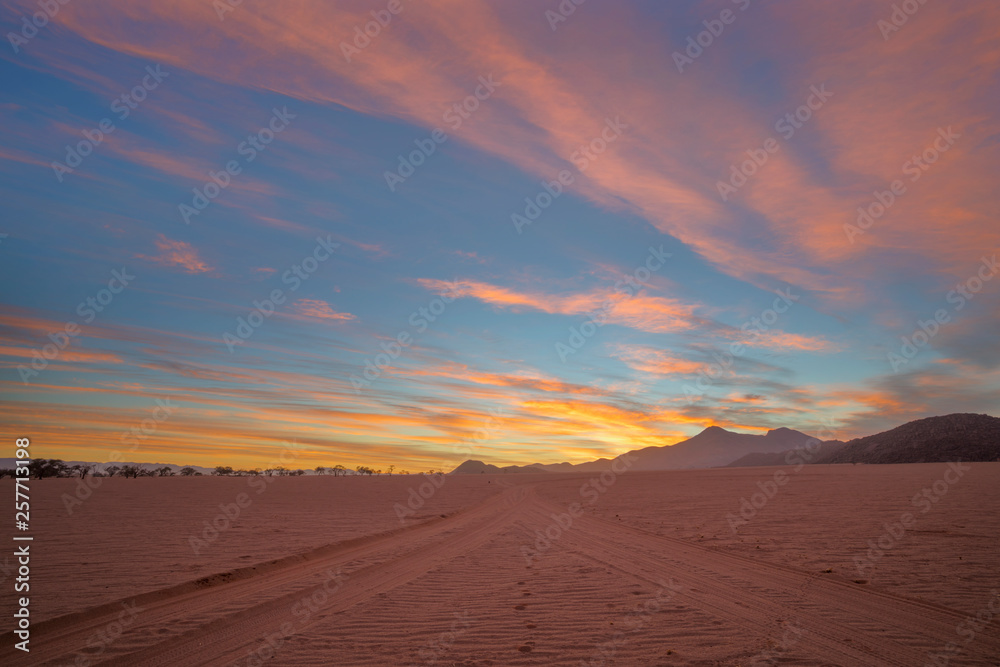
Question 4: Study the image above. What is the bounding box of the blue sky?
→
[1,0,998,470]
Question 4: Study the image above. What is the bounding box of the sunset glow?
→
[2,0,999,471]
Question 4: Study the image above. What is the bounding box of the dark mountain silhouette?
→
[449,460,548,474]
[491,426,820,473]
[726,440,846,468]
[818,413,1000,464]
[450,414,999,473]
[623,426,819,470]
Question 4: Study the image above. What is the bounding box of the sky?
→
[1,0,998,472]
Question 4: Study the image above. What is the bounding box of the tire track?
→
[525,487,999,665]
[0,485,525,666]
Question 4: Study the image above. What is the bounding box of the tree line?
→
[0,459,412,479]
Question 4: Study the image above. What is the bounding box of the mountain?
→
[449,460,549,474]
[818,413,1000,464]
[624,426,821,470]
[726,440,846,468]
[520,426,822,473]
[531,457,634,474]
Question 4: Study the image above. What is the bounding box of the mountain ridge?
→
[451,413,998,473]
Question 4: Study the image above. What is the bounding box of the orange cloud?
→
[612,344,708,377]
[417,278,697,333]
[289,299,355,322]
[137,234,212,274]
[46,0,998,307]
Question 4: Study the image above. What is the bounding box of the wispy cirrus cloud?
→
[417,277,698,333]
[136,234,212,274]
[289,298,355,322]
[45,0,999,299]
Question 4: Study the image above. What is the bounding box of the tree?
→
[179,467,197,476]
[106,465,121,477]
[315,466,326,475]
[29,458,68,479]
[71,464,93,478]
[332,464,346,477]
[387,465,395,476]
[119,465,142,478]
[213,466,234,476]
[156,466,175,476]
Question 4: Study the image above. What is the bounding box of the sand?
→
[2,463,999,665]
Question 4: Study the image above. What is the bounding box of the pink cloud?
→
[289,299,355,322]
[136,234,212,274]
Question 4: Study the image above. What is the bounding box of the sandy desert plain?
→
[2,463,999,666]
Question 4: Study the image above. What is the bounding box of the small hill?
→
[449,460,548,474]
[819,413,1000,464]
[725,440,846,467]
[531,457,630,474]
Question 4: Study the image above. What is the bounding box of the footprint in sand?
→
[514,604,526,610]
